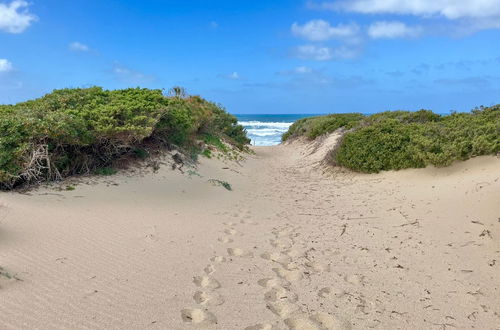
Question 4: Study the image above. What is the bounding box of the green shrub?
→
[133,148,149,160]
[282,113,364,141]
[334,106,499,173]
[0,87,249,189]
[203,134,228,153]
[334,119,426,172]
[94,167,118,176]
[202,149,212,158]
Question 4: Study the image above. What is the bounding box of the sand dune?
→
[0,138,499,329]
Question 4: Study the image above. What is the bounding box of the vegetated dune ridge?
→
[0,133,499,329]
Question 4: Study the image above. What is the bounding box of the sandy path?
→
[1,141,499,329]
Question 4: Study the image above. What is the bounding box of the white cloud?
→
[111,64,155,84]
[69,42,90,52]
[368,21,422,38]
[296,45,333,61]
[292,20,360,41]
[310,0,500,20]
[0,0,36,33]
[229,72,240,80]
[219,72,241,80]
[278,66,315,75]
[0,58,13,72]
[295,45,359,61]
[295,66,313,74]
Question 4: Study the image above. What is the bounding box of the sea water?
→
[236,114,314,146]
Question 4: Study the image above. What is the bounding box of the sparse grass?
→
[65,185,75,191]
[208,179,232,191]
[0,266,21,281]
[187,169,202,178]
[203,134,229,153]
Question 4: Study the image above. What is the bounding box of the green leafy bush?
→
[334,106,499,173]
[283,107,499,173]
[0,87,250,189]
[282,113,364,141]
[94,167,118,176]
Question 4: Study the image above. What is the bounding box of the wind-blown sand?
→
[1,136,499,329]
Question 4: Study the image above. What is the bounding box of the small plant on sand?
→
[187,169,202,178]
[202,149,212,158]
[0,266,21,281]
[208,179,232,191]
[94,167,118,176]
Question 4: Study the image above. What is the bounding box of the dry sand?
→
[0,136,499,329]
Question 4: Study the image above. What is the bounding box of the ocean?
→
[236,114,314,146]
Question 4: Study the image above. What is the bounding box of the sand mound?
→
[1,140,498,329]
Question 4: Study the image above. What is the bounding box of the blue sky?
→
[1,0,499,114]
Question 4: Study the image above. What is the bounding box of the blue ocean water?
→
[236,114,315,146]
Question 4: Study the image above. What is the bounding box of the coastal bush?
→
[334,106,500,172]
[0,87,250,189]
[282,113,364,141]
[282,106,499,173]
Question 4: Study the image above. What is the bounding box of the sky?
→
[0,0,500,114]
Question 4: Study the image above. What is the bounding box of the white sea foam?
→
[239,121,293,129]
[239,120,294,146]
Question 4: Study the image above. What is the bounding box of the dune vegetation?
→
[283,106,500,173]
[281,113,364,141]
[0,87,250,189]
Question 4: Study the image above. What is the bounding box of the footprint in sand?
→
[227,248,253,258]
[272,228,295,238]
[218,237,234,244]
[193,291,225,306]
[273,268,303,282]
[204,264,216,275]
[318,287,346,298]
[266,301,299,318]
[224,228,240,236]
[240,219,258,225]
[284,317,318,330]
[281,261,301,271]
[285,312,351,330]
[282,249,304,258]
[180,308,217,325]
[258,277,289,289]
[305,261,329,273]
[261,252,292,265]
[270,239,293,250]
[193,275,221,289]
[344,274,363,286]
[264,286,298,303]
[244,323,274,330]
[210,256,226,263]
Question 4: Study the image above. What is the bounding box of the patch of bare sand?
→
[0,136,499,329]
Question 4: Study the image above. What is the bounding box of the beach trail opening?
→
[0,139,499,329]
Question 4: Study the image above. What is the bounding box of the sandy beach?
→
[0,136,499,329]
